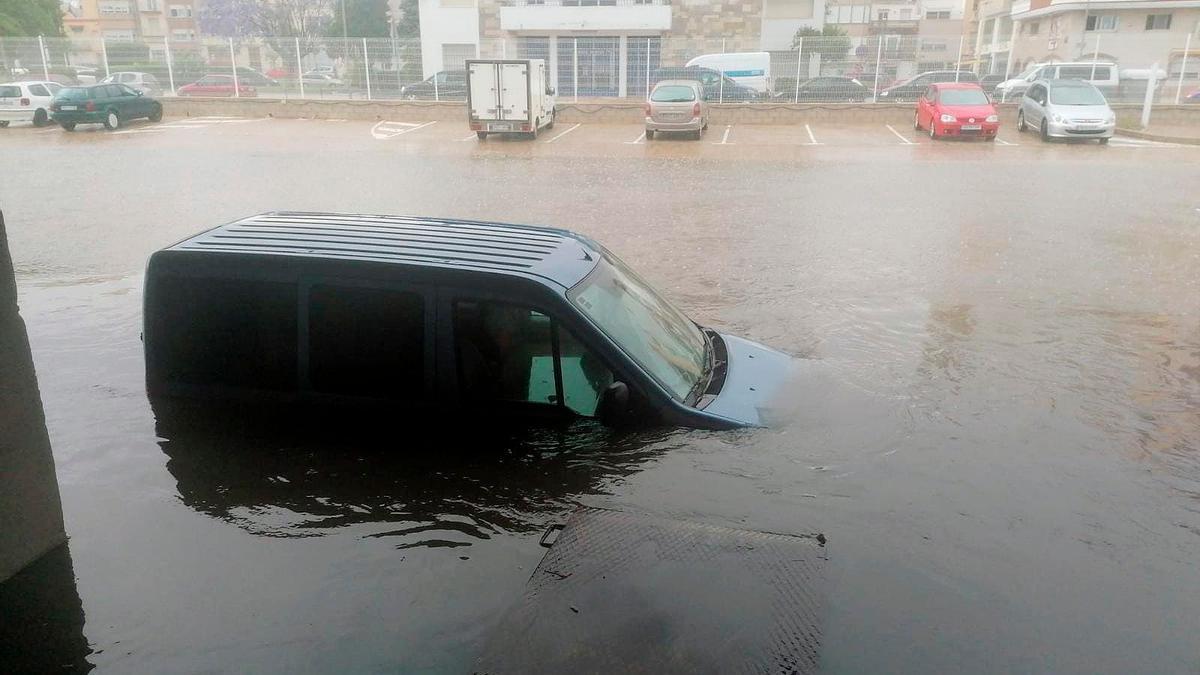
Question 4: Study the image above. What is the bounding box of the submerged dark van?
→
[143,212,796,429]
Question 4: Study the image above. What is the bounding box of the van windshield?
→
[1050,85,1107,105]
[569,256,709,402]
[651,85,697,102]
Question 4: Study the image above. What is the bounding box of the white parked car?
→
[101,71,163,96]
[0,80,64,127]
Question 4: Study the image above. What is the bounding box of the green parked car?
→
[49,83,163,131]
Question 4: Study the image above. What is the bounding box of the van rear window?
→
[154,277,298,390]
[307,285,425,398]
[0,86,20,97]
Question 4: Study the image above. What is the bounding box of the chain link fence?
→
[1,31,1196,106]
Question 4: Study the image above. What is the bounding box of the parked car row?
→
[0,80,64,127]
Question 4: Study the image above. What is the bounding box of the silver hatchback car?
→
[1017,79,1116,143]
[645,79,708,140]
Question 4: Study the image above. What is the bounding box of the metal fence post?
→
[101,37,110,78]
[362,38,372,100]
[434,71,439,101]
[644,41,650,98]
[164,37,176,95]
[872,36,883,104]
[954,35,963,81]
[1090,34,1100,80]
[573,38,578,102]
[1141,62,1158,128]
[1176,33,1192,105]
[719,67,724,103]
[229,38,240,97]
[793,38,803,103]
[295,37,305,98]
[38,36,50,80]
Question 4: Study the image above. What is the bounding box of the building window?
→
[103,30,136,42]
[920,39,948,52]
[925,10,951,19]
[1145,14,1172,30]
[877,9,889,21]
[440,0,474,6]
[1085,15,1117,31]
[169,4,193,18]
[171,29,195,41]
[141,0,161,10]
[1028,21,1040,35]
[99,1,131,15]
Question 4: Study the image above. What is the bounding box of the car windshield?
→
[1050,85,1106,105]
[651,85,696,102]
[57,87,91,99]
[939,89,990,105]
[569,256,709,402]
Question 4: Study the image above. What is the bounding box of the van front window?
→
[569,257,708,402]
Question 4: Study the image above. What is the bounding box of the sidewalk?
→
[1116,124,1200,145]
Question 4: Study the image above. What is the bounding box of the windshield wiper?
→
[687,328,725,408]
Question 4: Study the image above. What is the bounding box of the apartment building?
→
[62,0,200,48]
[824,0,970,75]
[1007,0,1200,78]
[416,0,827,96]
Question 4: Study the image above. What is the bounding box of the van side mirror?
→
[596,381,631,427]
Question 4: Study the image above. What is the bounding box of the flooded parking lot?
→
[2,118,1199,673]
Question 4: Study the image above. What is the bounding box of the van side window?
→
[155,277,298,390]
[453,300,612,416]
[308,285,425,398]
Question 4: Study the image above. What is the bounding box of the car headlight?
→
[940,113,955,123]
[986,114,999,123]
[1105,114,1116,124]
[1053,114,1066,123]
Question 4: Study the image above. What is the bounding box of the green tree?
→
[327,0,418,39]
[791,25,851,63]
[0,0,64,37]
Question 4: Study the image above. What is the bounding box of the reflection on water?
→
[0,544,92,673]
[156,409,673,546]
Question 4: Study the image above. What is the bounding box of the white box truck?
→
[466,59,556,140]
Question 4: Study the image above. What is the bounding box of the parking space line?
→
[543,123,581,144]
[995,138,1017,146]
[805,124,821,145]
[457,133,477,142]
[714,125,734,145]
[35,128,60,134]
[885,124,916,145]
[371,119,437,140]
[112,128,164,135]
[624,131,646,145]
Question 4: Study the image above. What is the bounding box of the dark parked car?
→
[401,71,467,100]
[143,212,797,429]
[650,67,760,102]
[773,76,869,102]
[49,83,162,131]
[877,70,979,101]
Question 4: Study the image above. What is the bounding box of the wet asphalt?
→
[1,117,1199,673]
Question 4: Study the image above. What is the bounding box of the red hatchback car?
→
[914,82,999,140]
[177,74,257,98]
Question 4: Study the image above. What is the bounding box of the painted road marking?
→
[457,133,478,142]
[112,128,164,135]
[543,123,581,144]
[885,124,916,145]
[624,131,646,145]
[805,124,821,145]
[35,128,61,134]
[714,125,734,145]
[371,120,436,140]
[995,138,1017,146]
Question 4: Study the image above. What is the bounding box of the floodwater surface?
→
[2,125,1199,673]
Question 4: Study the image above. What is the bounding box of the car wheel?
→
[914,111,921,131]
[0,121,9,128]
[1099,137,1109,145]
[1017,110,1027,132]
[61,122,76,131]
[33,109,48,127]
[929,120,938,140]
[149,105,162,123]
[103,110,120,130]
[645,129,654,140]
[476,131,487,141]
[546,110,555,130]
[692,128,703,140]
[1040,119,1050,142]
[529,123,539,140]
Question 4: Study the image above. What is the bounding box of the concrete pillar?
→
[0,209,67,583]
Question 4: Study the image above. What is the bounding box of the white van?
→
[996,62,1119,101]
[684,52,771,94]
[466,59,556,140]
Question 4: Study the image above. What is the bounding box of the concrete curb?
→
[1115,127,1200,145]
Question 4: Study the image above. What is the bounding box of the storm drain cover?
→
[476,507,827,674]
